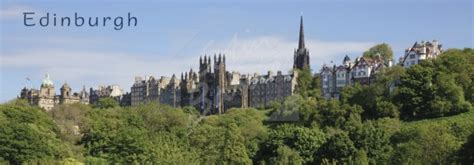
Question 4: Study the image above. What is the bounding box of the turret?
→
[60,82,72,98]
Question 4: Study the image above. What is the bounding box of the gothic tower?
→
[199,55,212,82]
[293,16,310,70]
[214,54,226,114]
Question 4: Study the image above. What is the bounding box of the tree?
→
[363,43,394,63]
[316,99,363,130]
[135,103,192,136]
[391,125,461,164]
[395,62,471,119]
[433,48,474,103]
[189,109,265,164]
[340,66,404,120]
[270,95,304,123]
[350,119,398,163]
[295,68,321,99]
[79,108,153,163]
[268,145,303,165]
[219,123,252,164]
[457,132,474,164]
[188,124,225,163]
[257,124,326,163]
[0,103,70,164]
[317,131,357,163]
[94,97,119,109]
[295,68,312,97]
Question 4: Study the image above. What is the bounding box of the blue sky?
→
[1,0,472,102]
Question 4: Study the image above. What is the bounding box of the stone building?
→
[320,54,390,99]
[399,40,443,68]
[130,54,298,114]
[89,85,124,105]
[130,75,181,106]
[129,16,306,114]
[19,74,89,111]
[249,71,298,108]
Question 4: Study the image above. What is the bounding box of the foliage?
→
[350,118,399,163]
[0,101,71,164]
[94,97,119,109]
[432,48,474,103]
[190,109,264,163]
[1,48,473,165]
[395,62,471,119]
[257,124,326,164]
[457,132,474,163]
[268,145,303,165]
[295,68,322,99]
[79,108,152,163]
[340,66,405,120]
[362,43,394,63]
[390,124,461,164]
[317,130,357,163]
[316,99,363,130]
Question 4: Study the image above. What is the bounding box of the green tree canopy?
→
[395,62,471,119]
[0,101,70,164]
[94,97,119,109]
[363,43,394,63]
[257,124,327,164]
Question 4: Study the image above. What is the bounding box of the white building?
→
[400,40,443,68]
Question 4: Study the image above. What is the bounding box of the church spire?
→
[293,15,310,70]
[298,15,305,49]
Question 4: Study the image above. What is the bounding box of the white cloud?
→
[202,35,374,74]
[1,35,374,94]
[1,49,196,93]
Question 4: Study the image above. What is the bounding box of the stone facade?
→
[130,75,181,106]
[321,54,390,99]
[89,85,125,105]
[129,16,307,114]
[249,71,298,108]
[20,74,89,111]
[399,40,443,68]
[19,16,307,113]
[130,55,298,114]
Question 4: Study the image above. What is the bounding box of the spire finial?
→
[298,15,305,49]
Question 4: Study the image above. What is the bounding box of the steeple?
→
[298,15,305,50]
[293,15,310,70]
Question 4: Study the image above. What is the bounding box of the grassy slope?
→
[402,109,474,128]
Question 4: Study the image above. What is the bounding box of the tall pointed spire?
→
[298,15,305,49]
[293,15,310,70]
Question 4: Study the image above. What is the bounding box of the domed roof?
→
[41,73,54,86]
[61,82,71,89]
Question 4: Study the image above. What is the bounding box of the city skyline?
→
[1,0,473,103]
